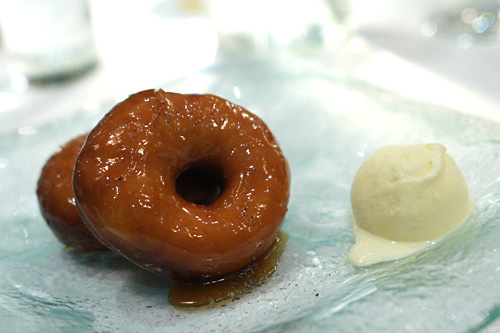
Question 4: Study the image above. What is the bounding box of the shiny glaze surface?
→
[73,90,291,281]
[36,134,108,252]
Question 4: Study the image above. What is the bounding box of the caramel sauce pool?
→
[169,231,288,307]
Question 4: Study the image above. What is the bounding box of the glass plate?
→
[1,58,500,332]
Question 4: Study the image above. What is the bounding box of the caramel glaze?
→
[73,90,291,282]
[169,231,288,307]
[36,134,108,252]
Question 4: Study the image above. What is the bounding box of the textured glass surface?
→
[1,58,500,332]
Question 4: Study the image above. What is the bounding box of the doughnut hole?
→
[175,162,226,206]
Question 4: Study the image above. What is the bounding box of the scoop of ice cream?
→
[349,143,474,266]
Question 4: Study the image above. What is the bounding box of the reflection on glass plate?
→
[1,59,500,332]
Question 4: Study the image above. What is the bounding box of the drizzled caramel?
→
[169,231,288,307]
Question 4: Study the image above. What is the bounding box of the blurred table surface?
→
[1,0,499,134]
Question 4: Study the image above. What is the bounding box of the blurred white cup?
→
[0,0,98,83]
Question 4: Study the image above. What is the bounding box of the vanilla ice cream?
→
[349,143,474,267]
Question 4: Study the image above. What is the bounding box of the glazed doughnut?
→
[37,134,107,252]
[73,90,290,281]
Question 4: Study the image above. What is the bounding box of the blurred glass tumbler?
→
[206,0,350,55]
[0,0,98,82]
